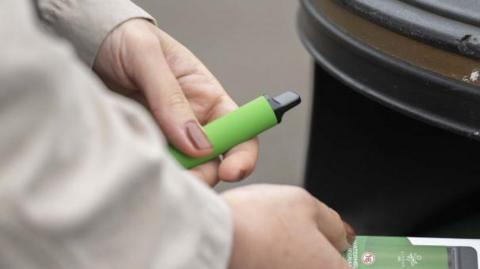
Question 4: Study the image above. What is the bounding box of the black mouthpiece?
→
[266,91,302,122]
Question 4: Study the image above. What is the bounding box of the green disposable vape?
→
[168,91,301,169]
[344,236,478,269]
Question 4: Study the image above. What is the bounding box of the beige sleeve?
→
[0,1,232,269]
[35,0,155,65]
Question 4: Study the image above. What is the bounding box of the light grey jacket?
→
[0,0,232,268]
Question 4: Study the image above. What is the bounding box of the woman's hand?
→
[94,19,259,186]
[223,185,356,269]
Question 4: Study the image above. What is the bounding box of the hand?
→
[222,185,356,269]
[94,19,259,186]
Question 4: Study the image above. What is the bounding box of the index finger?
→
[189,158,221,186]
[219,138,259,181]
[204,97,260,181]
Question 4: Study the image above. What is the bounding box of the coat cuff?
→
[37,0,156,66]
[191,176,234,269]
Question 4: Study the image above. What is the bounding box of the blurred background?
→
[135,0,312,190]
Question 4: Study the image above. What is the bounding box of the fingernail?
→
[343,221,356,246]
[185,121,212,150]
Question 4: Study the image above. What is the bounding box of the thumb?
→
[133,40,212,158]
[314,201,356,252]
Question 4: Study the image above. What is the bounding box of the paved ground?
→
[135,0,313,190]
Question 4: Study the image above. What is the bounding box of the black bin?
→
[298,0,480,236]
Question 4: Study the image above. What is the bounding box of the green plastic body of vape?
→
[168,96,278,169]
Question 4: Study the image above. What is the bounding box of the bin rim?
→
[297,0,480,140]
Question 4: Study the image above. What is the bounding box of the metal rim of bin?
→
[297,0,480,140]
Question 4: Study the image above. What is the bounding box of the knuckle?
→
[125,30,159,51]
[138,37,160,52]
[329,208,342,223]
[166,90,188,110]
[288,186,314,205]
[315,201,332,217]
